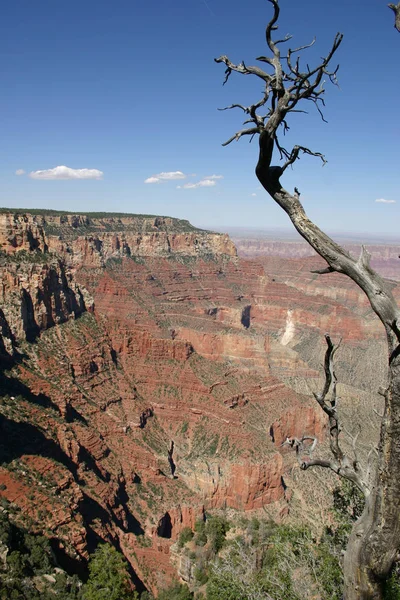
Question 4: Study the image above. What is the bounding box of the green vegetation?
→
[81,544,137,600]
[385,566,400,600]
[194,519,208,547]
[177,527,194,549]
[205,515,230,554]
[188,422,221,459]
[3,479,398,600]
[205,522,314,600]
[0,510,81,599]
[0,511,148,599]
[171,487,371,600]
[0,249,57,265]
[158,582,194,600]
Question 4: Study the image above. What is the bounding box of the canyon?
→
[0,210,393,594]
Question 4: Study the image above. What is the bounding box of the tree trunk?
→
[342,330,400,599]
[256,129,400,599]
[343,507,383,599]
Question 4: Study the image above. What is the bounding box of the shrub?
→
[206,571,245,600]
[158,582,193,600]
[194,519,207,547]
[194,566,208,585]
[205,516,230,554]
[177,527,194,549]
[81,543,136,600]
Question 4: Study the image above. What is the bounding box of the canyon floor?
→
[0,211,397,595]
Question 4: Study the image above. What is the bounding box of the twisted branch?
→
[284,335,370,496]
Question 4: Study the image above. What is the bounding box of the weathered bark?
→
[256,129,400,599]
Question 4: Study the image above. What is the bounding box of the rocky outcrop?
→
[0,308,16,361]
[0,213,48,253]
[270,406,327,447]
[0,256,93,342]
[183,455,286,510]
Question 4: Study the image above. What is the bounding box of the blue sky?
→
[2,0,399,235]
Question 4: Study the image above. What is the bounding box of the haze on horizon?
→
[1,0,399,235]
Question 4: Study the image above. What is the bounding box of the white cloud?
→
[29,165,103,180]
[203,174,224,180]
[177,179,216,190]
[375,198,396,204]
[251,193,257,197]
[15,169,25,176]
[144,171,186,184]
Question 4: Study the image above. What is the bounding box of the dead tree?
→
[216,2,400,599]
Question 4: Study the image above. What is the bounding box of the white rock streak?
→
[281,309,295,346]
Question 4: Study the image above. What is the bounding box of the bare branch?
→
[289,38,316,56]
[214,55,272,84]
[281,145,327,172]
[218,91,271,135]
[218,103,248,113]
[301,458,335,471]
[274,134,291,161]
[345,424,362,467]
[222,127,261,147]
[282,435,318,469]
[274,34,293,45]
[265,0,280,55]
[254,130,400,336]
[389,2,400,31]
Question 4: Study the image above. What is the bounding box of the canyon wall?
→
[0,210,385,594]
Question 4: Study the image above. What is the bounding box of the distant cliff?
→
[0,211,237,264]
